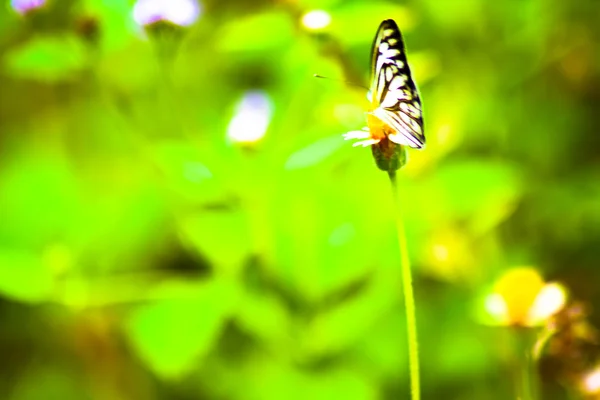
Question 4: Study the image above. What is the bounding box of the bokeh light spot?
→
[484,293,509,324]
[583,368,600,394]
[527,283,567,325]
[301,10,331,31]
[432,244,449,262]
[227,91,273,144]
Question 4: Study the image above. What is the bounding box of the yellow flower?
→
[483,267,567,327]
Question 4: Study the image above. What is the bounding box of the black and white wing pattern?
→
[369,19,425,149]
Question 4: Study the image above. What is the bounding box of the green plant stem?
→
[388,170,420,400]
[514,328,539,400]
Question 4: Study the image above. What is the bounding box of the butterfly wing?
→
[369,19,425,149]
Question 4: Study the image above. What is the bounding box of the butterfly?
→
[344,19,425,150]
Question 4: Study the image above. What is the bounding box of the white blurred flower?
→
[133,0,201,27]
[227,91,273,144]
[527,283,567,325]
[11,0,46,14]
[301,10,331,31]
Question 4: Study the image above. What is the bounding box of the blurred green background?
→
[1,0,600,399]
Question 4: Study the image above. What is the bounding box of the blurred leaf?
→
[9,366,88,400]
[330,3,414,47]
[302,273,399,356]
[0,0,598,398]
[151,140,220,200]
[178,209,251,274]
[213,355,377,400]
[299,369,377,400]
[0,153,79,248]
[268,164,400,301]
[4,35,87,81]
[0,249,54,303]
[327,222,355,247]
[284,135,346,170]
[421,0,484,31]
[408,50,442,85]
[126,278,238,379]
[74,179,168,272]
[217,12,294,53]
[98,43,155,91]
[425,160,523,234]
[433,323,494,381]
[293,0,342,11]
[81,0,137,51]
[349,310,407,379]
[235,292,291,345]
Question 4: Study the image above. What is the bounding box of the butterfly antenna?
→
[313,74,369,90]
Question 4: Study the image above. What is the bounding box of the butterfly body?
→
[344,19,425,150]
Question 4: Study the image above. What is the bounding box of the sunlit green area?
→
[1,0,600,399]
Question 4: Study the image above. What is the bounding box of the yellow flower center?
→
[366,111,395,141]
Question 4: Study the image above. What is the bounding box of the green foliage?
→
[4,35,87,81]
[218,12,295,53]
[285,135,346,170]
[0,249,54,303]
[126,279,237,379]
[0,0,599,399]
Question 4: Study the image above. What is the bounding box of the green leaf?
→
[0,249,54,303]
[9,366,88,400]
[433,323,494,380]
[285,135,346,170]
[350,311,407,379]
[235,292,291,345]
[4,35,87,82]
[81,0,137,51]
[177,210,251,274]
[212,357,376,400]
[330,3,415,47]
[301,272,399,356]
[126,278,238,379]
[426,160,523,234]
[217,12,294,53]
[0,153,79,249]
[299,369,377,400]
[151,140,219,200]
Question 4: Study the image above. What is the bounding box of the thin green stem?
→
[388,170,420,400]
[514,328,539,400]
